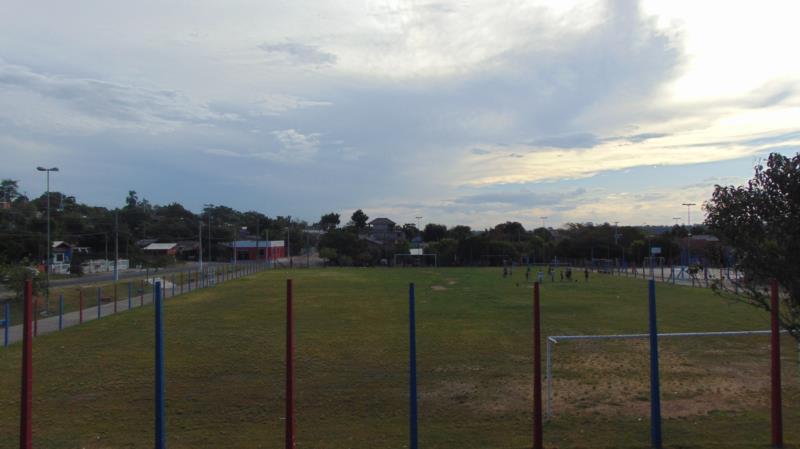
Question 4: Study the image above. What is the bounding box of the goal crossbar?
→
[545,329,787,418]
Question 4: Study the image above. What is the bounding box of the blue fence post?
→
[2,302,9,347]
[59,294,64,331]
[97,287,102,320]
[648,280,663,449]
[154,281,166,449]
[128,282,132,310]
[409,282,419,449]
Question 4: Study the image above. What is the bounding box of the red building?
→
[226,240,285,261]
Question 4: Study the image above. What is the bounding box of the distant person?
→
[537,270,544,283]
[503,266,508,278]
[584,268,589,282]
[525,267,531,282]
[560,271,564,281]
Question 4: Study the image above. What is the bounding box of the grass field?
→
[0,268,797,448]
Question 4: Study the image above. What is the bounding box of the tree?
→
[350,209,369,231]
[447,225,472,241]
[319,213,340,232]
[423,223,447,242]
[705,152,800,342]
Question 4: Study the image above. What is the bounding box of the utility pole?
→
[199,221,203,273]
[234,225,238,265]
[539,216,548,264]
[36,166,59,314]
[114,209,119,282]
[287,215,292,269]
[204,204,213,262]
[682,203,696,266]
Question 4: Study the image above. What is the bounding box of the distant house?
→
[176,241,201,259]
[51,241,73,264]
[143,243,178,256]
[368,218,404,243]
[136,238,158,249]
[224,240,286,261]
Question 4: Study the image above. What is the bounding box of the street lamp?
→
[287,216,292,269]
[682,203,696,266]
[203,204,213,262]
[37,166,59,314]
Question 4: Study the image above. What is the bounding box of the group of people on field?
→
[507,264,590,283]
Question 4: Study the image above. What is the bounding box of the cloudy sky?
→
[2,0,799,229]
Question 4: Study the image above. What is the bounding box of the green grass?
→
[0,268,797,448]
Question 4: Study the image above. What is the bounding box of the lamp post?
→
[539,216,548,263]
[114,209,119,282]
[198,221,203,273]
[682,203,696,266]
[204,204,213,262]
[287,215,292,269]
[36,166,59,313]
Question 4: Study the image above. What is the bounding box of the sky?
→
[2,0,799,229]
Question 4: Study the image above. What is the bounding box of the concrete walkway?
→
[3,263,268,346]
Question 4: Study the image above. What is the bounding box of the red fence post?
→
[770,279,783,448]
[286,279,296,449]
[20,279,33,449]
[533,282,543,449]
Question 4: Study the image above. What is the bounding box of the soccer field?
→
[0,268,797,448]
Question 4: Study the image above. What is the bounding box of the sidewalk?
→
[3,263,266,346]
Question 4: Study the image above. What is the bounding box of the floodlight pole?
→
[37,166,58,313]
[198,221,203,274]
[114,209,119,282]
[682,203,696,266]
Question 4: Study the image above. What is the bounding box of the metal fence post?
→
[20,279,33,449]
[648,280,663,449]
[154,281,166,449]
[286,279,296,449]
[533,282,543,449]
[770,279,783,447]
[3,302,9,347]
[58,294,64,331]
[409,282,419,449]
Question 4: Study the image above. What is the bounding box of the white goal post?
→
[393,253,438,267]
[545,329,790,418]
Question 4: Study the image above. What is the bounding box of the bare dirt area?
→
[548,339,797,418]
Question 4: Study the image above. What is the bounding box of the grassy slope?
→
[0,268,796,448]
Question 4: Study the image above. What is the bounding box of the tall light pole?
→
[36,166,59,313]
[114,209,119,282]
[539,217,548,264]
[204,204,213,262]
[682,203,696,266]
[287,215,292,269]
[198,221,203,273]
